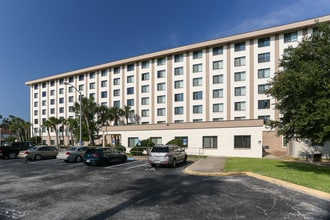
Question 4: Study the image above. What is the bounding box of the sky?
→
[0,0,329,121]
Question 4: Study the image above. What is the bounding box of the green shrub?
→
[129,138,155,156]
[115,144,126,153]
[166,138,184,147]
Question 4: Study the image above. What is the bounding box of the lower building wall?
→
[288,140,330,158]
[103,120,264,158]
[262,130,287,153]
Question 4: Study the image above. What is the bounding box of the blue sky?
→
[0,0,329,121]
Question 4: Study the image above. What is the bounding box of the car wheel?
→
[183,156,187,164]
[34,154,42,160]
[172,159,177,168]
[8,152,17,159]
[75,156,82,162]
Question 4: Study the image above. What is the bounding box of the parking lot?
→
[0,158,329,219]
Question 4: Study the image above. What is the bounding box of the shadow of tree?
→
[276,160,330,175]
[85,172,220,219]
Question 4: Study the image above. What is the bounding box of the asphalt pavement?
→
[183,156,330,201]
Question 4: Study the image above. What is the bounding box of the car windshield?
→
[151,147,169,153]
[29,146,39,151]
[68,147,77,151]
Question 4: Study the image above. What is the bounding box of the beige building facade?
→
[26,15,330,157]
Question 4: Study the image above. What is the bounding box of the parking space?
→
[0,158,329,219]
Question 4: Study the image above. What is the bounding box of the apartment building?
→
[25,16,330,158]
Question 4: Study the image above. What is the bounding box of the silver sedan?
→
[56,146,89,162]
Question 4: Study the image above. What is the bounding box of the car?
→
[0,141,36,159]
[17,146,58,160]
[148,144,187,168]
[83,147,127,166]
[57,146,90,162]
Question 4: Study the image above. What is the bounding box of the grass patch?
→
[224,158,330,193]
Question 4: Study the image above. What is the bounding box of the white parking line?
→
[124,163,149,170]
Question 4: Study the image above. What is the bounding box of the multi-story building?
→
[26,15,330,158]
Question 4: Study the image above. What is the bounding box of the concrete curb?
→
[183,161,330,202]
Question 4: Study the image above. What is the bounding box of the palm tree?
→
[66,118,78,146]
[42,120,52,145]
[109,106,124,126]
[122,105,134,124]
[48,117,61,148]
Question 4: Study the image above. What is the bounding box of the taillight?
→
[93,153,100,158]
[65,152,71,155]
[24,151,30,154]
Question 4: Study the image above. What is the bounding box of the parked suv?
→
[148,144,187,168]
[0,141,36,159]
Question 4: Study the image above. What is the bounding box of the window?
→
[284,32,297,43]
[127,99,134,106]
[258,99,270,109]
[212,60,223,70]
[234,87,246,96]
[193,77,202,86]
[193,105,203,113]
[69,87,74,93]
[234,101,246,111]
[90,93,95,99]
[141,72,150,81]
[34,84,38,90]
[59,79,64,84]
[50,99,55,105]
[114,67,120,74]
[101,80,107,87]
[258,84,270,94]
[127,75,134,83]
[174,67,183,75]
[42,100,46,106]
[234,71,246,81]
[59,98,64,104]
[193,50,202,59]
[174,107,184,115]
[141,109,149,117]
[157,57,166,66]
[68,96,74,102]
[193,91,203,100]
[258,37,270,47]
[128,137,139,148]
[113,89,120,96]
[42,91,46,97]
[127,87,134,95]
[258,115,270,124]
[141,97,149,105]
[234,42,245,51]
[141,85,150,93]
[34,110,38,116]
[127,64,134,71]
[79,74,84,81]
[258,68,270,78]
[34,93,38,98]
[213,46,223,55]
[50,108,55,114]
[213,75,223,84]
[89,72,95,79]
[203,136,217,149]
[258,52,270,63]
[174,54,183,62]
[213,103,224,112]
[157,83,166,91]
[174,80,183,89]
[234,135,251,149]
[157,108,166,116]
[78,85,84,91]
[68,77,74,83]
[113,101,120,107]
[101,91,107,98]
[193,64,202,73]
[89,82,95,89]
[213,89,223,98]
[234,57,246,66]
[42,83,46,88]
[157,95,166,103]
[59,88,64,94]
[113,78,120,85]
[157,70,166,78]
[141,61,149,69]
[59,107,64,113]
[174,93,184,102]
[101,69,107,77]
[50,90,54,96]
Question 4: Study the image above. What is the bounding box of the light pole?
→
[64,82,82,146]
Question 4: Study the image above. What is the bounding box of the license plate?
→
[155,161,160,164]
[86,159,90,163]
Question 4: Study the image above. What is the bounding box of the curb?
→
[183,162,330,202]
